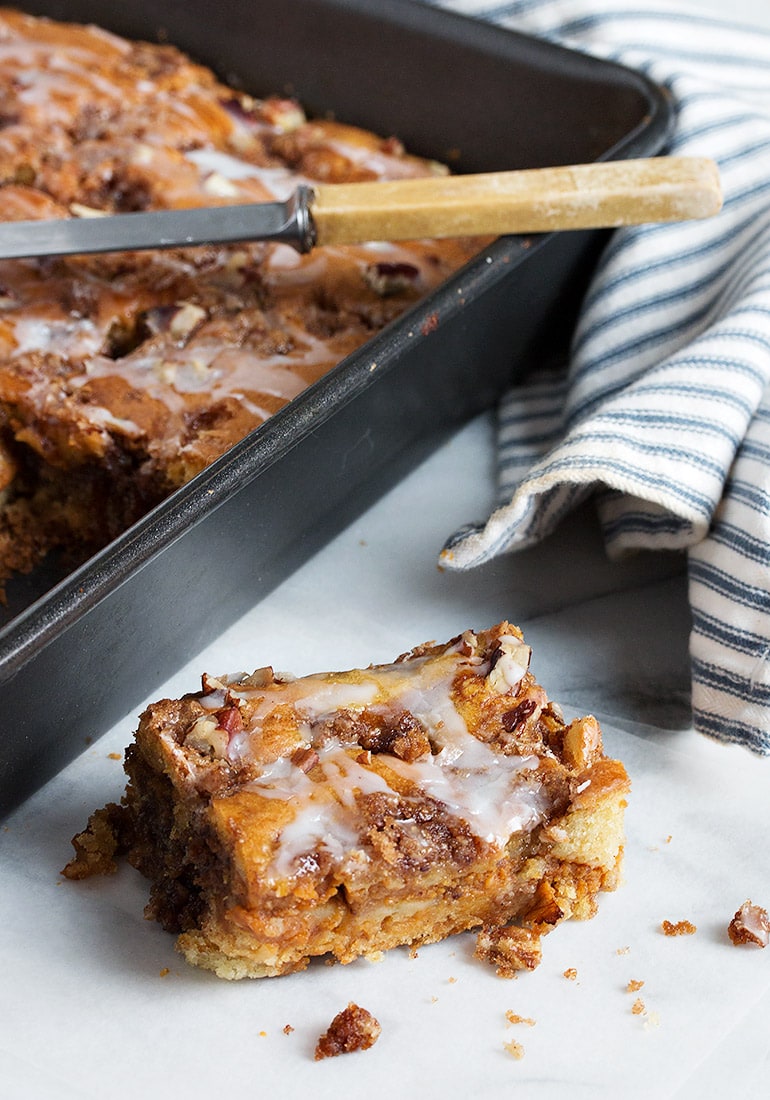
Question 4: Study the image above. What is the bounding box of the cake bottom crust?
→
[175,849,625,980]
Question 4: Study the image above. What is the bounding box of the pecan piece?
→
[215,705,244,738]
[728,900,769,947]
[291,746,319,774]
[502,698,537,733]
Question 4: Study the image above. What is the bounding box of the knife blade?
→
[0,186,316,259]
[0,156,721,261]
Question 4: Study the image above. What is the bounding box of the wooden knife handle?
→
[309,157,722,246]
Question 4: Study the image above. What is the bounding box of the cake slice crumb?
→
[475,925,543,977]
[504,1038,526,1060]
[314,1003,381,1061]
[727,900,769,947]
[661,919,696,937]
[505,1010,536,1027]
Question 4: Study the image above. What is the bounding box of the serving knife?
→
[0,156,721,260]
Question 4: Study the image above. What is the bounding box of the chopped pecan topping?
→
[290,746,319,774]
[184,715,227,757]
[255,96,305,132]
[502,698,538,733]
[487,635,531,694]
[357,708,430,762]
[363,261,420,297]
[240,666,277,689]
[201,672,228,696]
[140,301,206,340]
[314,707,430,763]
[379,135,405,157]
[215,705,243,738]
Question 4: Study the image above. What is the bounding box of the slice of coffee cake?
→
[64,622,629,979]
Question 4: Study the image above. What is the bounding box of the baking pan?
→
[0,0,674,817]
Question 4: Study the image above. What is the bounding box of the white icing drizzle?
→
[384,745,545,844]
[251,746,392,880]
[212,636,548,879]
[186,148,298,199]
[12,315,101,358]
[79,405,142,436]
[67,326,319,422]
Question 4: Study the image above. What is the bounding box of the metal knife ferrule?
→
[284,184,317,253]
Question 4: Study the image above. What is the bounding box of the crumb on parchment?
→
[503,1007,535,1059]
[661,919,697,937]
[505,1010,536,1027]
[314,1003,381,1061]
[61,804,127,879]
[626,982,660,1028]
[474,925,543,977]
[504,1038,525,1060]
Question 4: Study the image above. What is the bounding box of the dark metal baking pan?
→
[0,0,674,817]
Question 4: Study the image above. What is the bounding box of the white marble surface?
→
[2,413,768,1100]
[2,1,770,1097]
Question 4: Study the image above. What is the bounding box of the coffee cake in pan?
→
[0,7,480,587]
[64,622,630,979]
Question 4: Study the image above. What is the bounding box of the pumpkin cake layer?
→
[64,622,630,979]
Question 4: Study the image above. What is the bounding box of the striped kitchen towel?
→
[431,0,770,753]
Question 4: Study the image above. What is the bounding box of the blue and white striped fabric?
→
[431,0,770,753]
